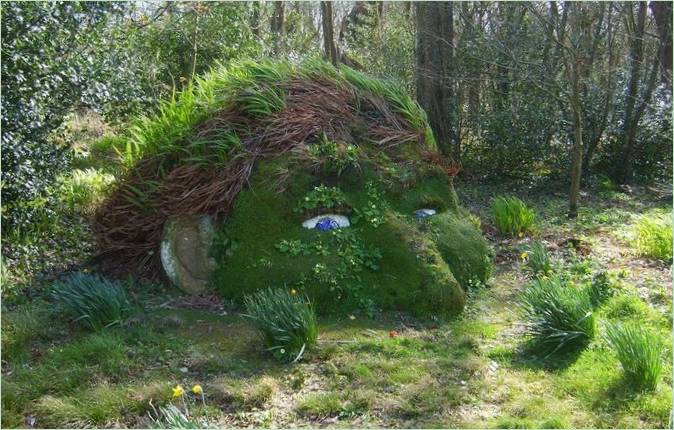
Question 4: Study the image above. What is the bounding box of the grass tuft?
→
[604,322,663,391]
[243,287,318,362]
[491,196,536,237]
[56,168,115,214]
[149,404,206,429]
[632,213,672,261]
[524,241,553,276]
[51,272,131,331]
[519,276,595,356]
[297,392,342,418]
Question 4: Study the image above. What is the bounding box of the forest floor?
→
[2,179,672,429]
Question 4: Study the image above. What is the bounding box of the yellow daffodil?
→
[192,384,203,395]
[172,385,185,398]
[520,252,528,261]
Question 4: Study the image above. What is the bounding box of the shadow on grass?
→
[508,339,588,371]
[591,376,666,414]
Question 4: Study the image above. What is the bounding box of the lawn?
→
[2,178,671,429]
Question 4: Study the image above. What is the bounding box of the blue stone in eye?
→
[315,217,340,231]
[414,208,437,219]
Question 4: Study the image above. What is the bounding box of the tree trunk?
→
[583,4,616,177]
[270,1,284,55]
[614,2,647,184]
[566,2,591,218]
[415,1,455,158]
[250,1,261,37]
[321,1,338,65]
[650,1,672,86]
[569,79,584,218]
[339,2,368,45]
[190,5,199,78]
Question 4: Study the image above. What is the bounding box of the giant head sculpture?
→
[95,59,492,316]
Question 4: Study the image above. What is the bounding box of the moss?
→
[208,146,492,316]
[428,209,493,288]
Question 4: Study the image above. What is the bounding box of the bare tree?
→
[321,1,338,65]
[650,0,672,86]
[614,2,660,184]
[415,1,457,158]
[270,1,285,55]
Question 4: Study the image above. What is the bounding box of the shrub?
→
[604,322,663,391]
[51,272,131,331]
[524,241,553,276]
[587,271,615,308]
[56,168,115,214]
[490,196,536,237]
[597,174,616,193]
[306,134,361,175]
[243,288,318,362]
[520,276,595,356]
[632,213,672,261]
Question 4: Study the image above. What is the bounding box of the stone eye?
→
[302,214,350,231]
[414,208,437,219]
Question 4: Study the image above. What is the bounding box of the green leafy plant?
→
[604,322,663,391]
[353,182,386,228]
[632,213,672,261]
[520,276,595,356]
[597,174,616,193]
[236,84,286,118]
[490,196,536,237]
[149,404,205,429]
[295,185,348,214]
[587,271,615,308]
[524,241,553,276]
[243,287,318,362]
[275,239,311,256]
[56,168,115,214]
[307,135,361,175]
[51,272,131,331]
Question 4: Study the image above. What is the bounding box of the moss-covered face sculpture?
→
[96,59,492,317]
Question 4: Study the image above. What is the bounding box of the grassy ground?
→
[2,179,672,428]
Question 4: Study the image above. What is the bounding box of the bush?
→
[51,272,131,331]
[587,271,615,308]
[632,214,672,261]
[490,196,536,237]
[243,288,318,362]
[604,322,663,391]
[524,241,553,276]
[520,276,595,356]
[56,168,115,214]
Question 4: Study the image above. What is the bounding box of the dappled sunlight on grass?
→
[2,182,672,428]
